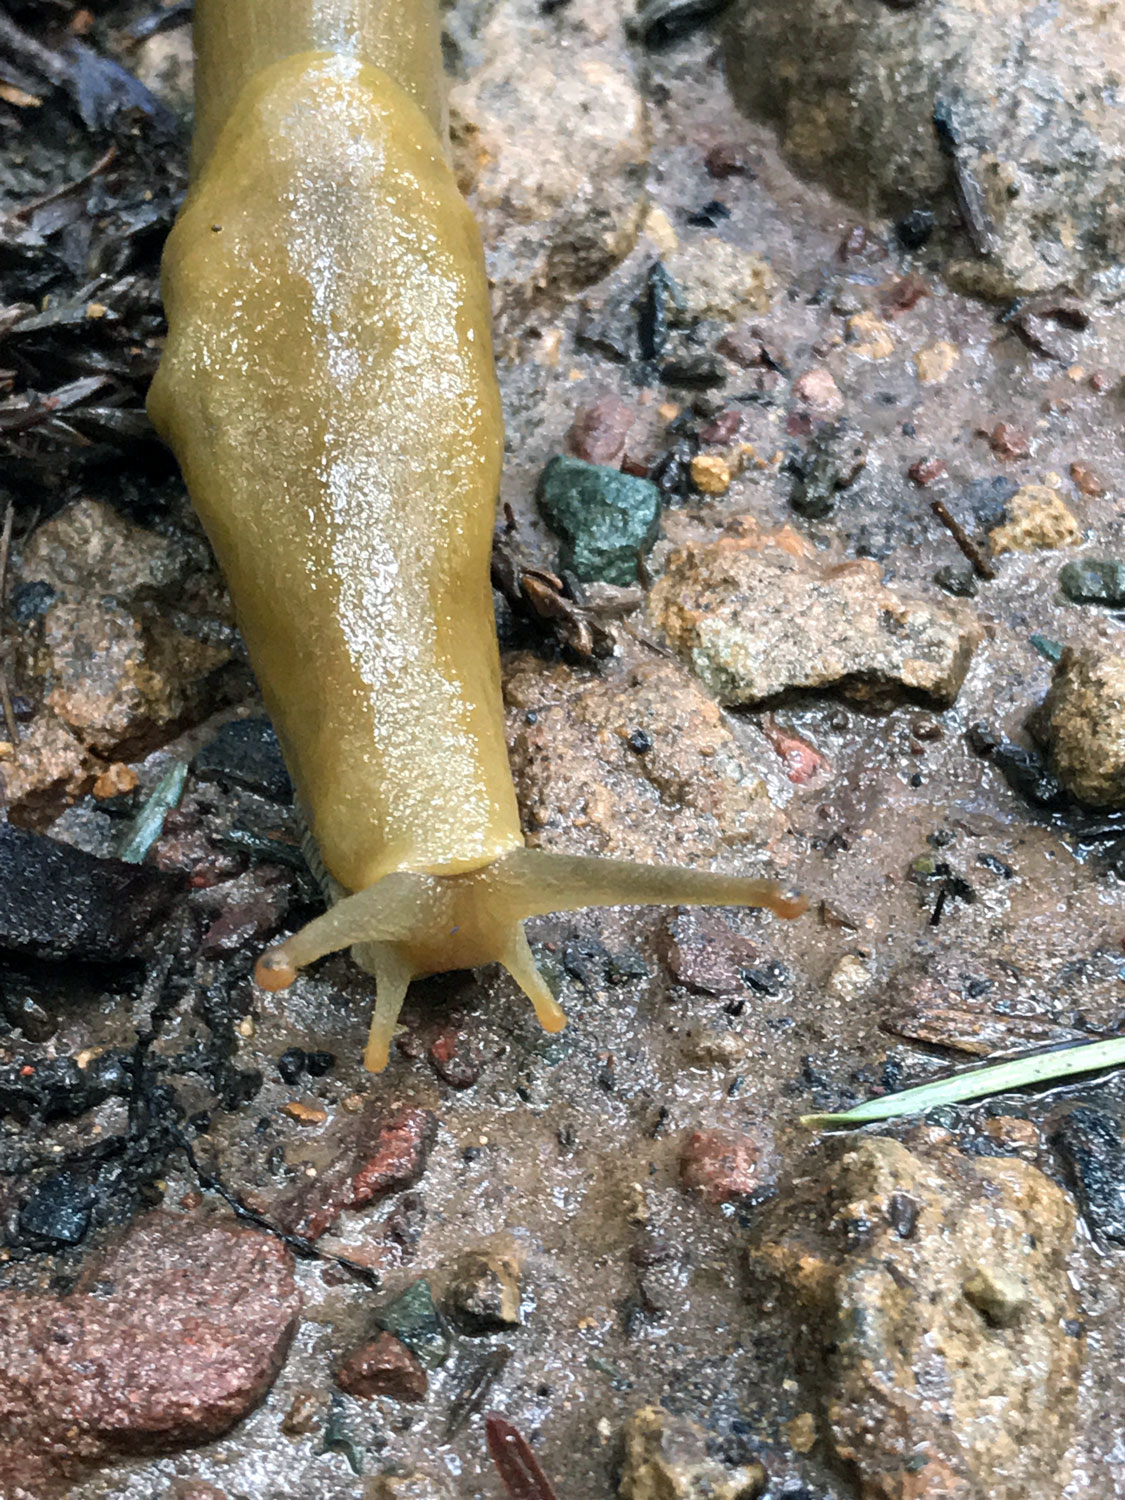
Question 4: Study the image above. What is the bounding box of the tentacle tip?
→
[768,886,810,920]
[539,1008,568,1036]
[254,948,298,992]
[364,1040,391,1073]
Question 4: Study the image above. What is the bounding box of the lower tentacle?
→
[254,846,807,1071]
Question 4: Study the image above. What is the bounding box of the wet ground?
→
[1,3,1124,1498]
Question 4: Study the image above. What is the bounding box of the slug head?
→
[255,847,807,1071]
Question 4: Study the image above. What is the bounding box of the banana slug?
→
[148,0,806,1071]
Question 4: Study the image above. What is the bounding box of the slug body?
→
[149,0,804,1070]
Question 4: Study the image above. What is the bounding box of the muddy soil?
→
[1,3,1123,1499]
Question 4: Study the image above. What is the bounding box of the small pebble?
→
[690,453,732,495]
[934,564,978,598]
[846,311,895,359]
[1058,558,1125,607]
[1069,461,1106,497]
[283,1101,328,1127]
[989,422,1031,460]
[908,457,948,487]
[915,340,959,384]
[679,1128,762,1202]
[93,763,139,800]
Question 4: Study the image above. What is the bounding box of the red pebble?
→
[679,1130,762,1203]
[699,408,742,444]
[336,1331,427,1402]
[759,716,831,784]
[907,457,948,487]
[989,422,1030,460]
[566,395,635,466]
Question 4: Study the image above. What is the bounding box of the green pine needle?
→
[801,1035,1125,1129]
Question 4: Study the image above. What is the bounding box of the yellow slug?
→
[148,0,806,1071]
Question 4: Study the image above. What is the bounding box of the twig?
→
[10,142,117,222]
[930,497,996,580]
[0,501,20,745]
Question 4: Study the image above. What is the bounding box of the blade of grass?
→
[802,1035,1125,1129]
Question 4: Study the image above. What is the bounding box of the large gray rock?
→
[726,0,1125,297]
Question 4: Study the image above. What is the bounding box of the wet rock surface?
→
[0,1213,299,1496]
[450,0,648,340]
[505,652,782,861]
[1040,642,1125,808]
[649,522,980,707]
[273,1104,438,1241]
[749,1136,1081,1500]
[0,824,178,962]
[727,0,1125,296]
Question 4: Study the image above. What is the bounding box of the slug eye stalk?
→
[254,847,808,1071]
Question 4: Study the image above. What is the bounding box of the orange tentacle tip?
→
[254,948,298,991]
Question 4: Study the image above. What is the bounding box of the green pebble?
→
[537,454,661,585]
[373,1279,450,1369]
[1059,557,1125,607]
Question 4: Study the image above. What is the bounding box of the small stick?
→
[10,143,117,223]
[0,501,21,745]
[930,497,996,580]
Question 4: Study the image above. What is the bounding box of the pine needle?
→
[801,1036,1125,1129]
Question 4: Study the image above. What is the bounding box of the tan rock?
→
[846,310,895,359]
[792,366,844,417]
[915,339,960,384]
[0,712,90,815]
[505,653,782,863]
[989,484,1081,554]
[749,1136,1081,1500]
[664,237,775,322]
[649,524,980,708]
[690,453,733,495]
[1040,642,1125,807]
[620,1406,765,1499]
[451,12,648,337]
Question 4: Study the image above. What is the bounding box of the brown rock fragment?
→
[748,1136,1081,1500]
[337,1330,428,1403]
[505,653,781,863]
[908,457,948,487]
[989,422,1031,459]
[444,1248,523,1332]
[1069,460,1106,496]
[567,395,636,465]
[1040,642,1125,807]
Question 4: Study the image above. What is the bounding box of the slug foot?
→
[254,847,807,1071]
